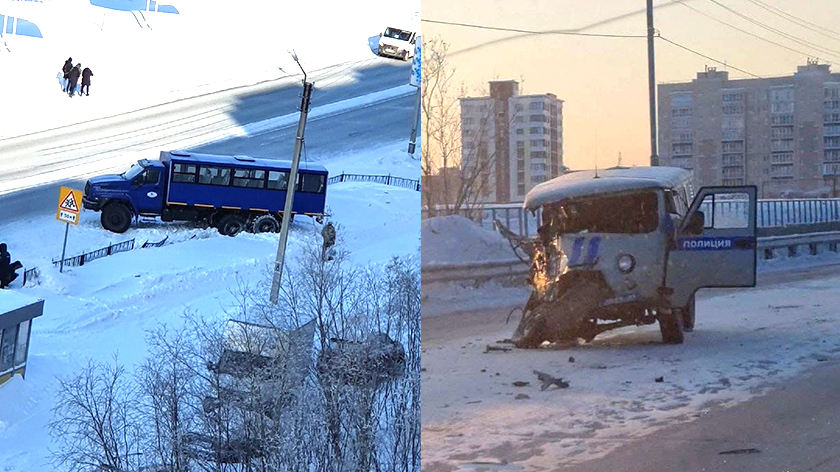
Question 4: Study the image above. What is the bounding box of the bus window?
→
[267,170,290,190]
[198,166,231,186]
[233,169,266,189]
[300,173,326,193]
[172,163,197,183]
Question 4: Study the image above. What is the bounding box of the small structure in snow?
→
[317,332,405,389]
[0,290,44,385]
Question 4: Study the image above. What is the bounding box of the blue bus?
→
[83,150,328,235]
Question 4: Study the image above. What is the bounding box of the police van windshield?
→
[384,27,412,41]
[121,164,145,180]
[548,191,659,234]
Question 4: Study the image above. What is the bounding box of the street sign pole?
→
[408,88,421,155]
[59,223,69,273]
[270,53,313,304]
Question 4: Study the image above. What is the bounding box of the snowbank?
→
[421,215,519,267]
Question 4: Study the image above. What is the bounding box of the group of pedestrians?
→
[61,57,93,97]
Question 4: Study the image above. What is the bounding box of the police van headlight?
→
[617,254,635,273]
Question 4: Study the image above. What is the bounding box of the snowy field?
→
[0,0,418,139]
[421,218,840,471]
[0,140,419,470]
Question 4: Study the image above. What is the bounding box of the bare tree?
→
[421,36,508,218]
[49,357,143,472]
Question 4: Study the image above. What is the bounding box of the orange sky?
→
[422,0,840,170]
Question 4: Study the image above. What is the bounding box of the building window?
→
[772,127,794,138]
[722,154,743,166]
[517,183,526,195]
[771,114,794,125]
[722,91,744,103]
[530,163,547,172]
[529,127,543,134]
[826,149,840,162]
[516,116,525,123]
[514,104,523,112]
[515,128,524,135]
[771,139,793,152]
[771,152,794,164]
[463,118,474,126]
[530,139,543,147]
[672,132,693,143]
[826,136,840,149]
[672,116,691,129]
[825,124,840,136]
[722,103,744,115]
[529,101,545,110]
[529,115,547,122]
[531,151,547,159]
[771,164,794,178]
[672,143,693,155]
[670,92,692,107]
[531,175,545,183]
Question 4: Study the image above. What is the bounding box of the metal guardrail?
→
[52,239,136,268]
[328,173,420,191]
[425,198,840,237]
[422,231,840,285]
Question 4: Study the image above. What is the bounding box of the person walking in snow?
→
[80,66,93,96]
[67,63,82,97]
[62,57,73,92]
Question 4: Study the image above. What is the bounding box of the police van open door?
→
[666,186,758,309]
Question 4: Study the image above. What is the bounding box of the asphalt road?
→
[563,360,840,472]
[0,56,413,226]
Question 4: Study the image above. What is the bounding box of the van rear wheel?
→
[101,203,132,233]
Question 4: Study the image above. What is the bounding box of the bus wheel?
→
[101,203,132,233]
[252,214,280,233]
[218,214,246,237]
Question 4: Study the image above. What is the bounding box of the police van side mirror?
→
[686,211,704,235]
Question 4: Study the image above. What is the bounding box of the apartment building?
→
[460,80,564,203]
[658,61,840,198]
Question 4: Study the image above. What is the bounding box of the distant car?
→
[377,26,416,61]
[83,151,328,236]
[499,166,758,347]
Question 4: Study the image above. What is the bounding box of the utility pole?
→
[408,36,422,155]
[647,0,659,167]
[270,52,314,304]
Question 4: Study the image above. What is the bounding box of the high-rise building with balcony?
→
[658,61,840,197]
[460,80,564,203]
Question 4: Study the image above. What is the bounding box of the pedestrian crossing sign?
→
[56,186,83,225]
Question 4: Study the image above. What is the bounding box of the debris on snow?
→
[534,370,570,390]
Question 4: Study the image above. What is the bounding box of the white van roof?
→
[524,166,691,210]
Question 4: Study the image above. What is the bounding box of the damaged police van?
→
[499,166,757,347]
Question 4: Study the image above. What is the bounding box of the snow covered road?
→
[421,261,840,471]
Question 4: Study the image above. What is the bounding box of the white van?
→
[378,26,416,61]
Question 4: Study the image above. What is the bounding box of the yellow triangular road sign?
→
[60,189,79,212]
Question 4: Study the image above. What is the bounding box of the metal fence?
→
[328,173,420,191]
[52,239,136,268]
[425,198,840,237]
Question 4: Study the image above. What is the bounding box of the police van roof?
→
[524,166,691,210]
[161,151,328,173]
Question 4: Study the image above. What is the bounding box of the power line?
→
[704,0,840,61]
[673,0,833,66]
[421,18,648,38]
[658,35,762,78]
[742,0,840,43]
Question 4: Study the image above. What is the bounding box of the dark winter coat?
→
[62,59,73,78]
[81,68,93,86]
[0,244,10,274]
[68,66,81,85]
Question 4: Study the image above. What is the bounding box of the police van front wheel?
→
[101,203,132,233]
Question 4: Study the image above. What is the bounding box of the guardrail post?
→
[810,243,818,256]
[830,242,839,253]
[764,248,774,260]
[788,245,797,258]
